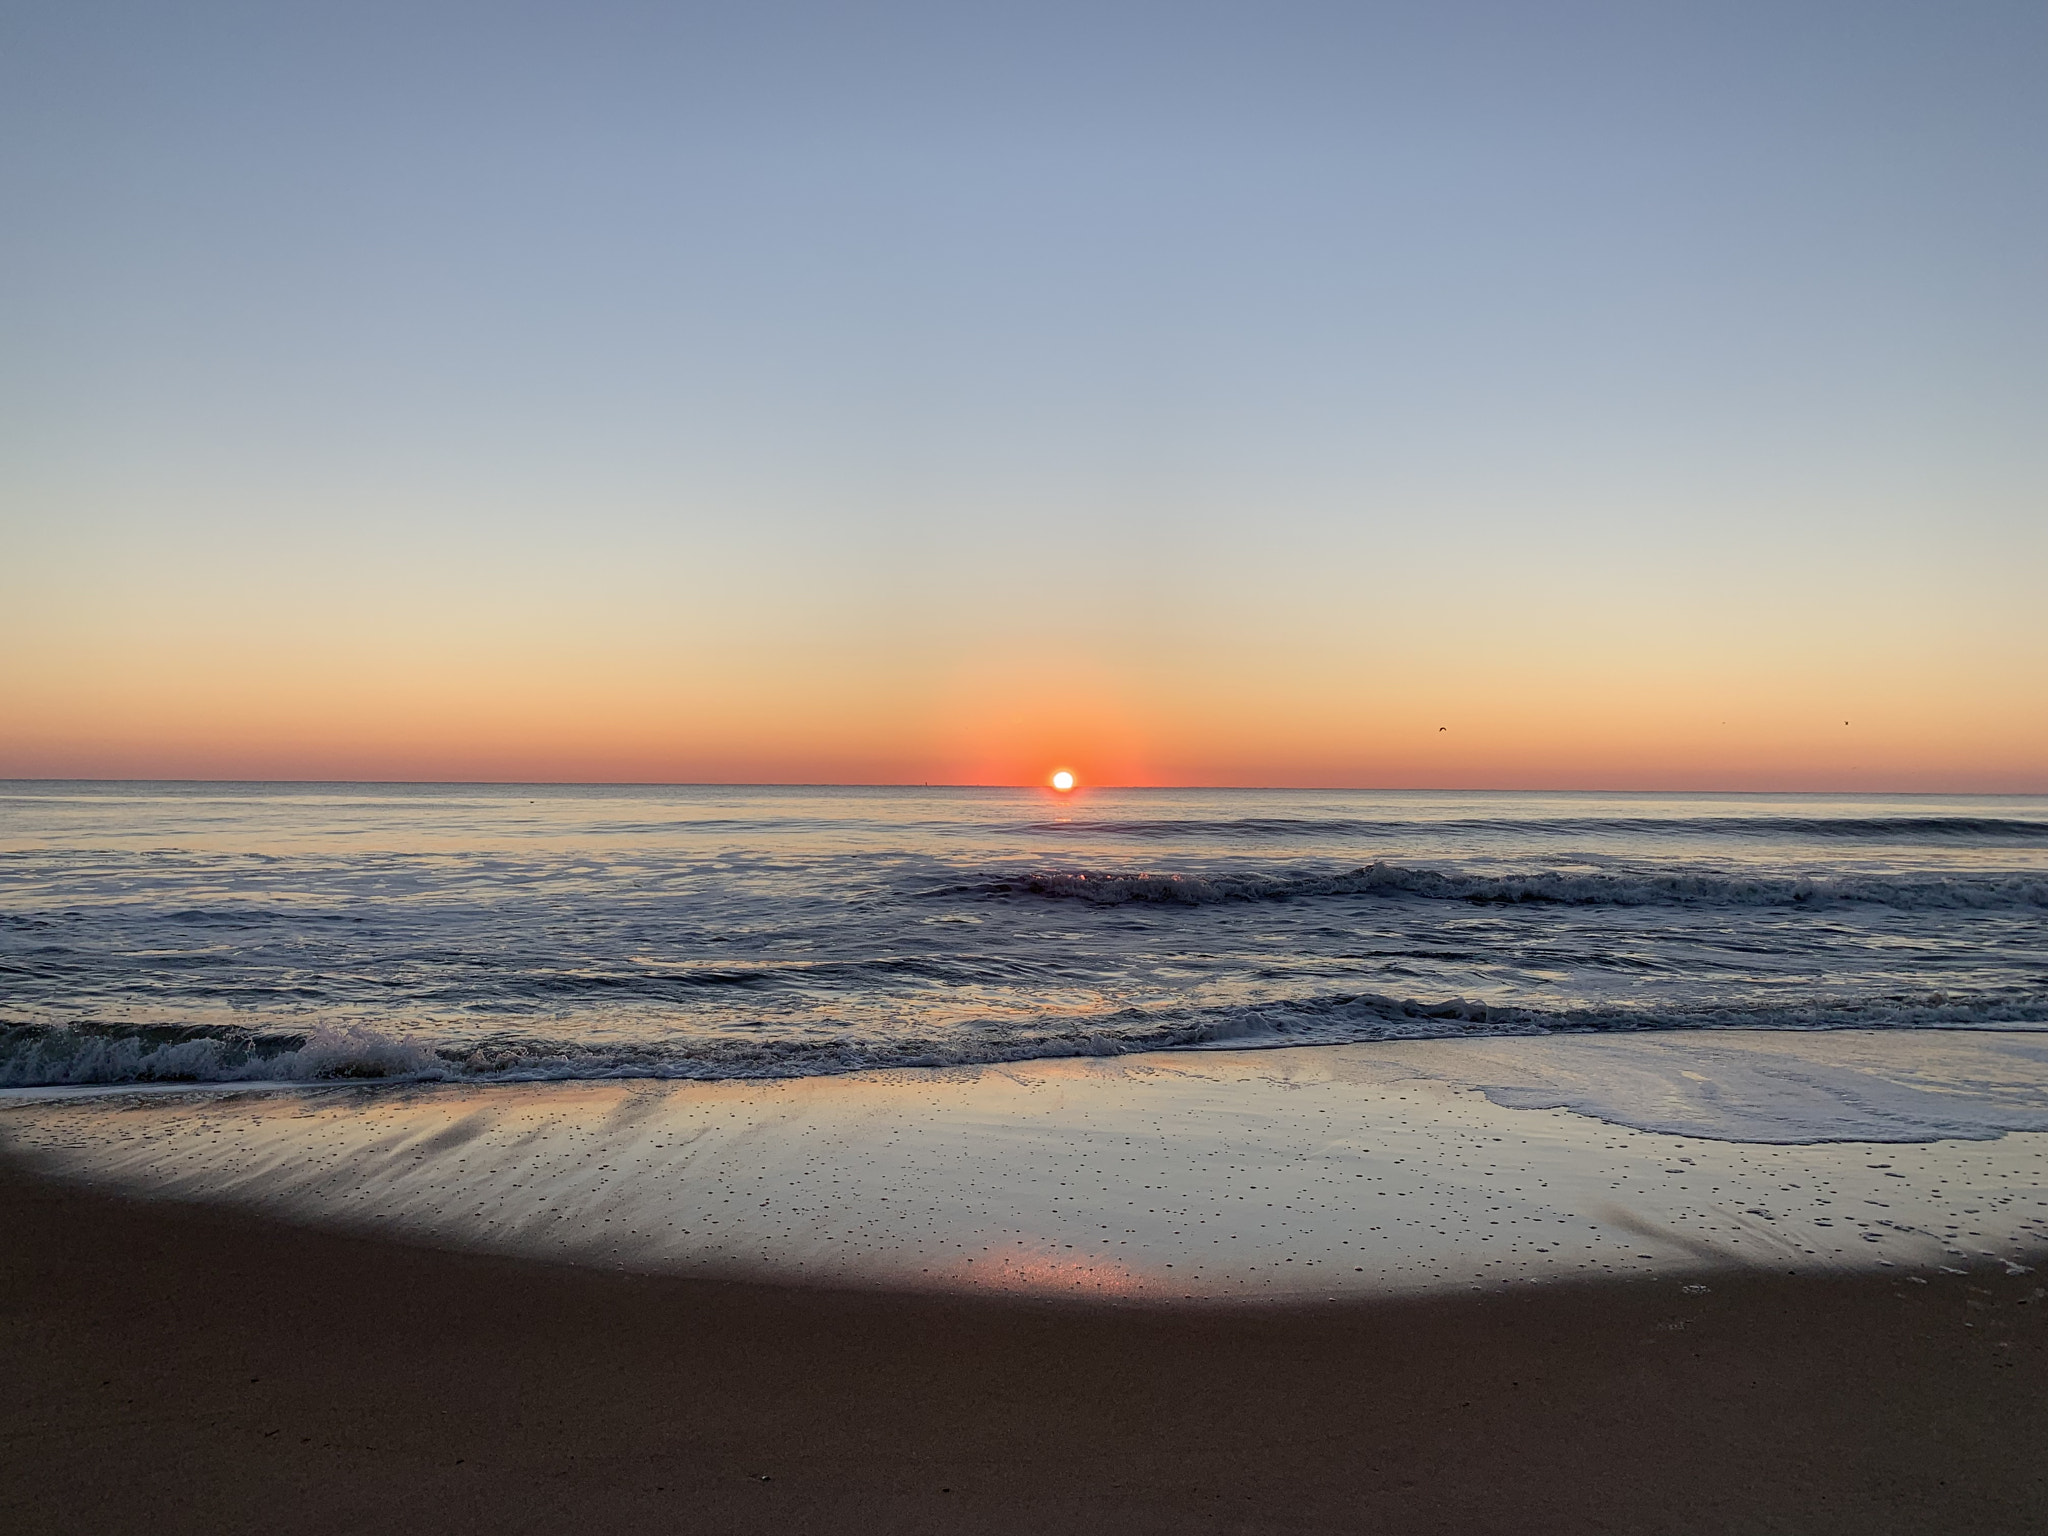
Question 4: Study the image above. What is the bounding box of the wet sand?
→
[4,1157,2046,1535]
[7,1036,2047,1298]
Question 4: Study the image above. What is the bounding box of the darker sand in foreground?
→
[3,1159,2044,1536]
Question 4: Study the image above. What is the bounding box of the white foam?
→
[1380,1030,2048,1143]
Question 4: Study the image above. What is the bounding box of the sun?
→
[1050,770,1076,792]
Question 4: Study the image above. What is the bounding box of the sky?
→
[3,1,2044,789]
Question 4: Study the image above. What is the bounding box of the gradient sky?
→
[3,1,2044,788]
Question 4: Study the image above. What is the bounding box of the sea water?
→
[3,782,2045,1089]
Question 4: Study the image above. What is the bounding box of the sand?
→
[6,1034,2047,1297]
[6,1030,2048,1532]
[3,1158,2046,1535]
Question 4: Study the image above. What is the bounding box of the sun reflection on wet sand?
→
[936,1246,1166,1299]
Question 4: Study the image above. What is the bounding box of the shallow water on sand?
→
[4,783,2045,1087]
[7,1033,2046,1300]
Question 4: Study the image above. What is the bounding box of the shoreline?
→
[7,1034,2047,1301]
[5,1014,2047,1105]
[4,1156,2045,1534]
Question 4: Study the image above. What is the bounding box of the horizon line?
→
[3,777,2040,797]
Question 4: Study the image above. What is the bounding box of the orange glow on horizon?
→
[2,601,2043,791]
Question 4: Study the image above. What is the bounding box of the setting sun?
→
[1050,770,1075,792]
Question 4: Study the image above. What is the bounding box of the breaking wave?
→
[7,988,2045,1090]
[988,863,2048,910]
[0,1022,447,1089]
[1019,815,2048,843]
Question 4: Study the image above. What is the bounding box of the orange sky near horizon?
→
[5,467,2043,791]
[5,580,2042,789]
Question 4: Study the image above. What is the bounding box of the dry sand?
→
[3,1159,2045,1535]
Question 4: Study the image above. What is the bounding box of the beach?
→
[5,1154,2045,1535]
[6,1031,2048,1532]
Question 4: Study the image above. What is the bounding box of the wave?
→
[984,862,2048,911]
[0,1022,448,1089]
[7,988,2045,1090]
[1017,815,2048,843]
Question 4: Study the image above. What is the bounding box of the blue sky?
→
[4,2,2044,785]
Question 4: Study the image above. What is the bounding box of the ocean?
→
[5,782,2044,1090]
